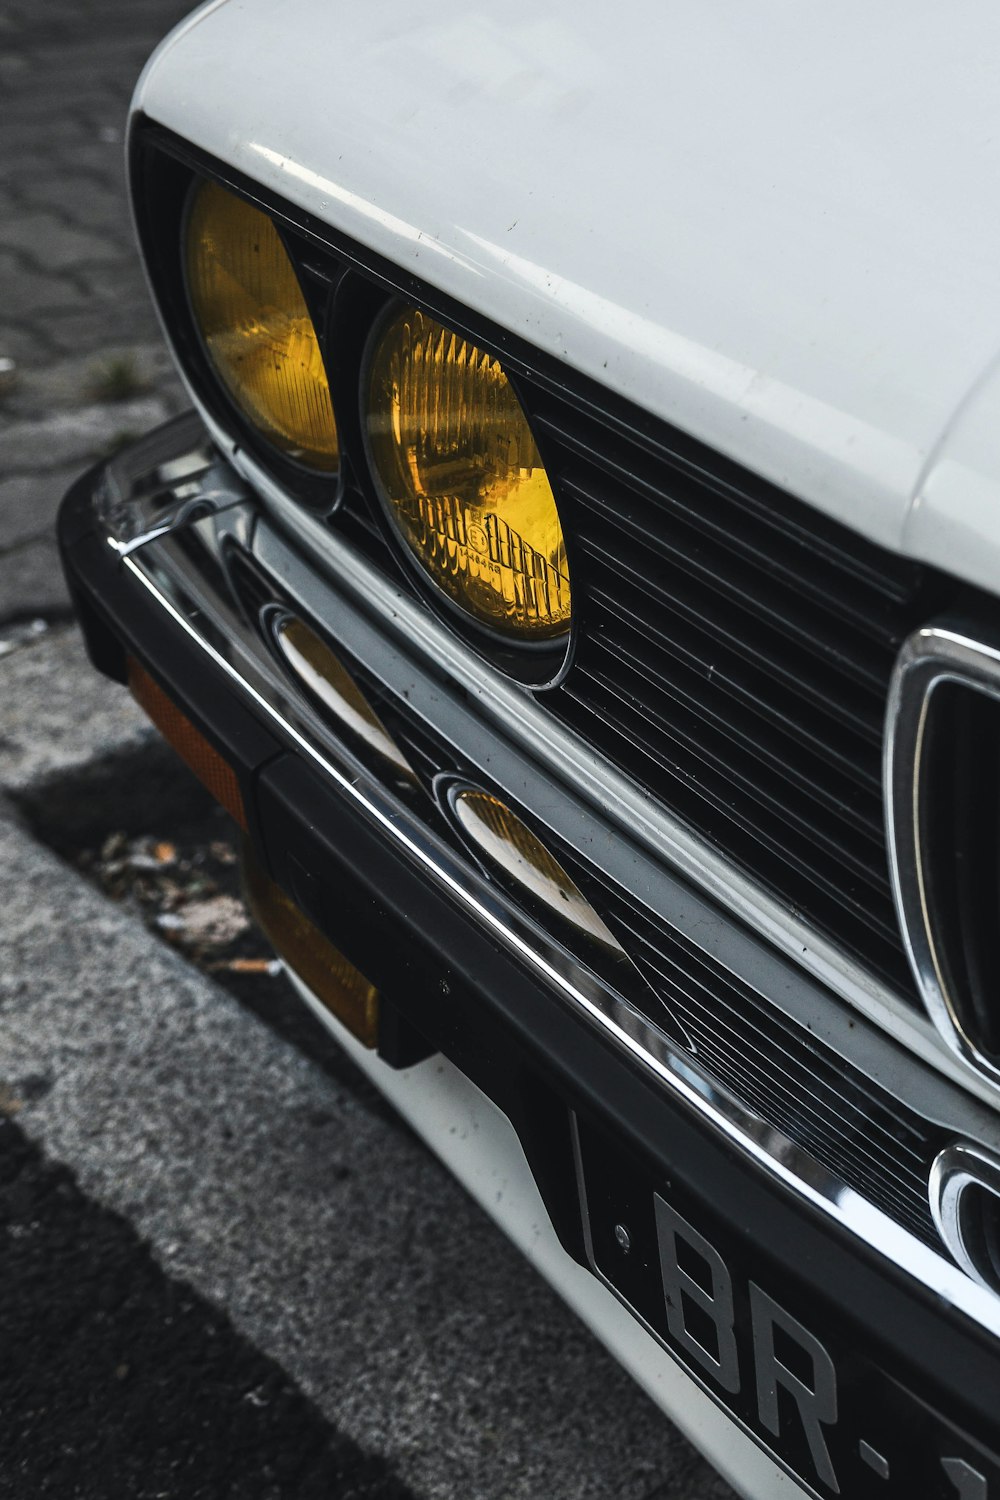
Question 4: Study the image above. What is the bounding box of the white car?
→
[58,3,1000,1496]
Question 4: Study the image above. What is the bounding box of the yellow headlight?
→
[365,307,571,641]
[185,179,339,471]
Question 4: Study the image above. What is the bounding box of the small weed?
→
[87,353,147,404]
[100,428,140,457]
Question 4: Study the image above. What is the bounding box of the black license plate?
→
[574,1115,1000,1498]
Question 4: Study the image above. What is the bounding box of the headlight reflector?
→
[366,308,571,641]
[185,179,338,471]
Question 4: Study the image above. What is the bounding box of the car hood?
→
[135,0,1000,591]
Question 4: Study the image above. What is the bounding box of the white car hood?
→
[136,0,1000,591]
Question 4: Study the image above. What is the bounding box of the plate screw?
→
[614,1223,631,1254]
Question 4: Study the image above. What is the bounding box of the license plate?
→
[574,1115,1000,1498]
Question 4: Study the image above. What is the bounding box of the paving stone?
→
[3,0,97,38]
[77,304,171,366]
[0,535,72,623]
[0,468,81,551]
[0,117,89,155]
[45,299,167,358]
[0,150,79,188]
[0,322,62,372]
[0,343,184,423]
[0,249,88,316]
[0,211,128,272]
[0,51,30,81]
[1,81,130,124]
[0,395,171,473]
[29,141,128,187]
[16,175,127,237]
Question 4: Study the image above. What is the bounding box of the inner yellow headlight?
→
[365,307,571,641]
[185,179,339,472]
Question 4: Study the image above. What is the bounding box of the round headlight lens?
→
[185,179,338,471]
[365,307,571,641]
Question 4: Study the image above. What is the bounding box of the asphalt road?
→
[0,3,738,1496]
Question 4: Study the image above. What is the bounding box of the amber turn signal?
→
[366,307,571,641]
[241,840,379,1048]
[128,658,247,829]
[185,178,339,471]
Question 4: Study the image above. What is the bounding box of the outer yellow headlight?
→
[185,179,339,472]
[365,307,571,641]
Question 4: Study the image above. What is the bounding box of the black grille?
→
[528,397,951,997]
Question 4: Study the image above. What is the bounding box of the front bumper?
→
[59,415,1000,1500]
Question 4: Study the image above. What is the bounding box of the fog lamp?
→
[448,783,691,1046]
[365,307,571,641]
[273,616,418,792]
[450,787,616,949]
[185,178,339,471]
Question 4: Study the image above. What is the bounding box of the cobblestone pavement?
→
[0,0,191,623]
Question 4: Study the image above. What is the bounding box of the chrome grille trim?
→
[886,624,1000,1092]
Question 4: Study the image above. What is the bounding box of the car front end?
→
[57,4,1000,1495]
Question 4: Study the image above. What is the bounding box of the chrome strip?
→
[96,446,1000,1336]
[885,625,1000,1093]
[258,473,1000,1096]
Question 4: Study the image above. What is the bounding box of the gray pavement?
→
[0,3,737,1496]
[0,0,190,626]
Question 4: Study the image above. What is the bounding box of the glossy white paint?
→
[135,0,1000,592]
[289,972,805,1500]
